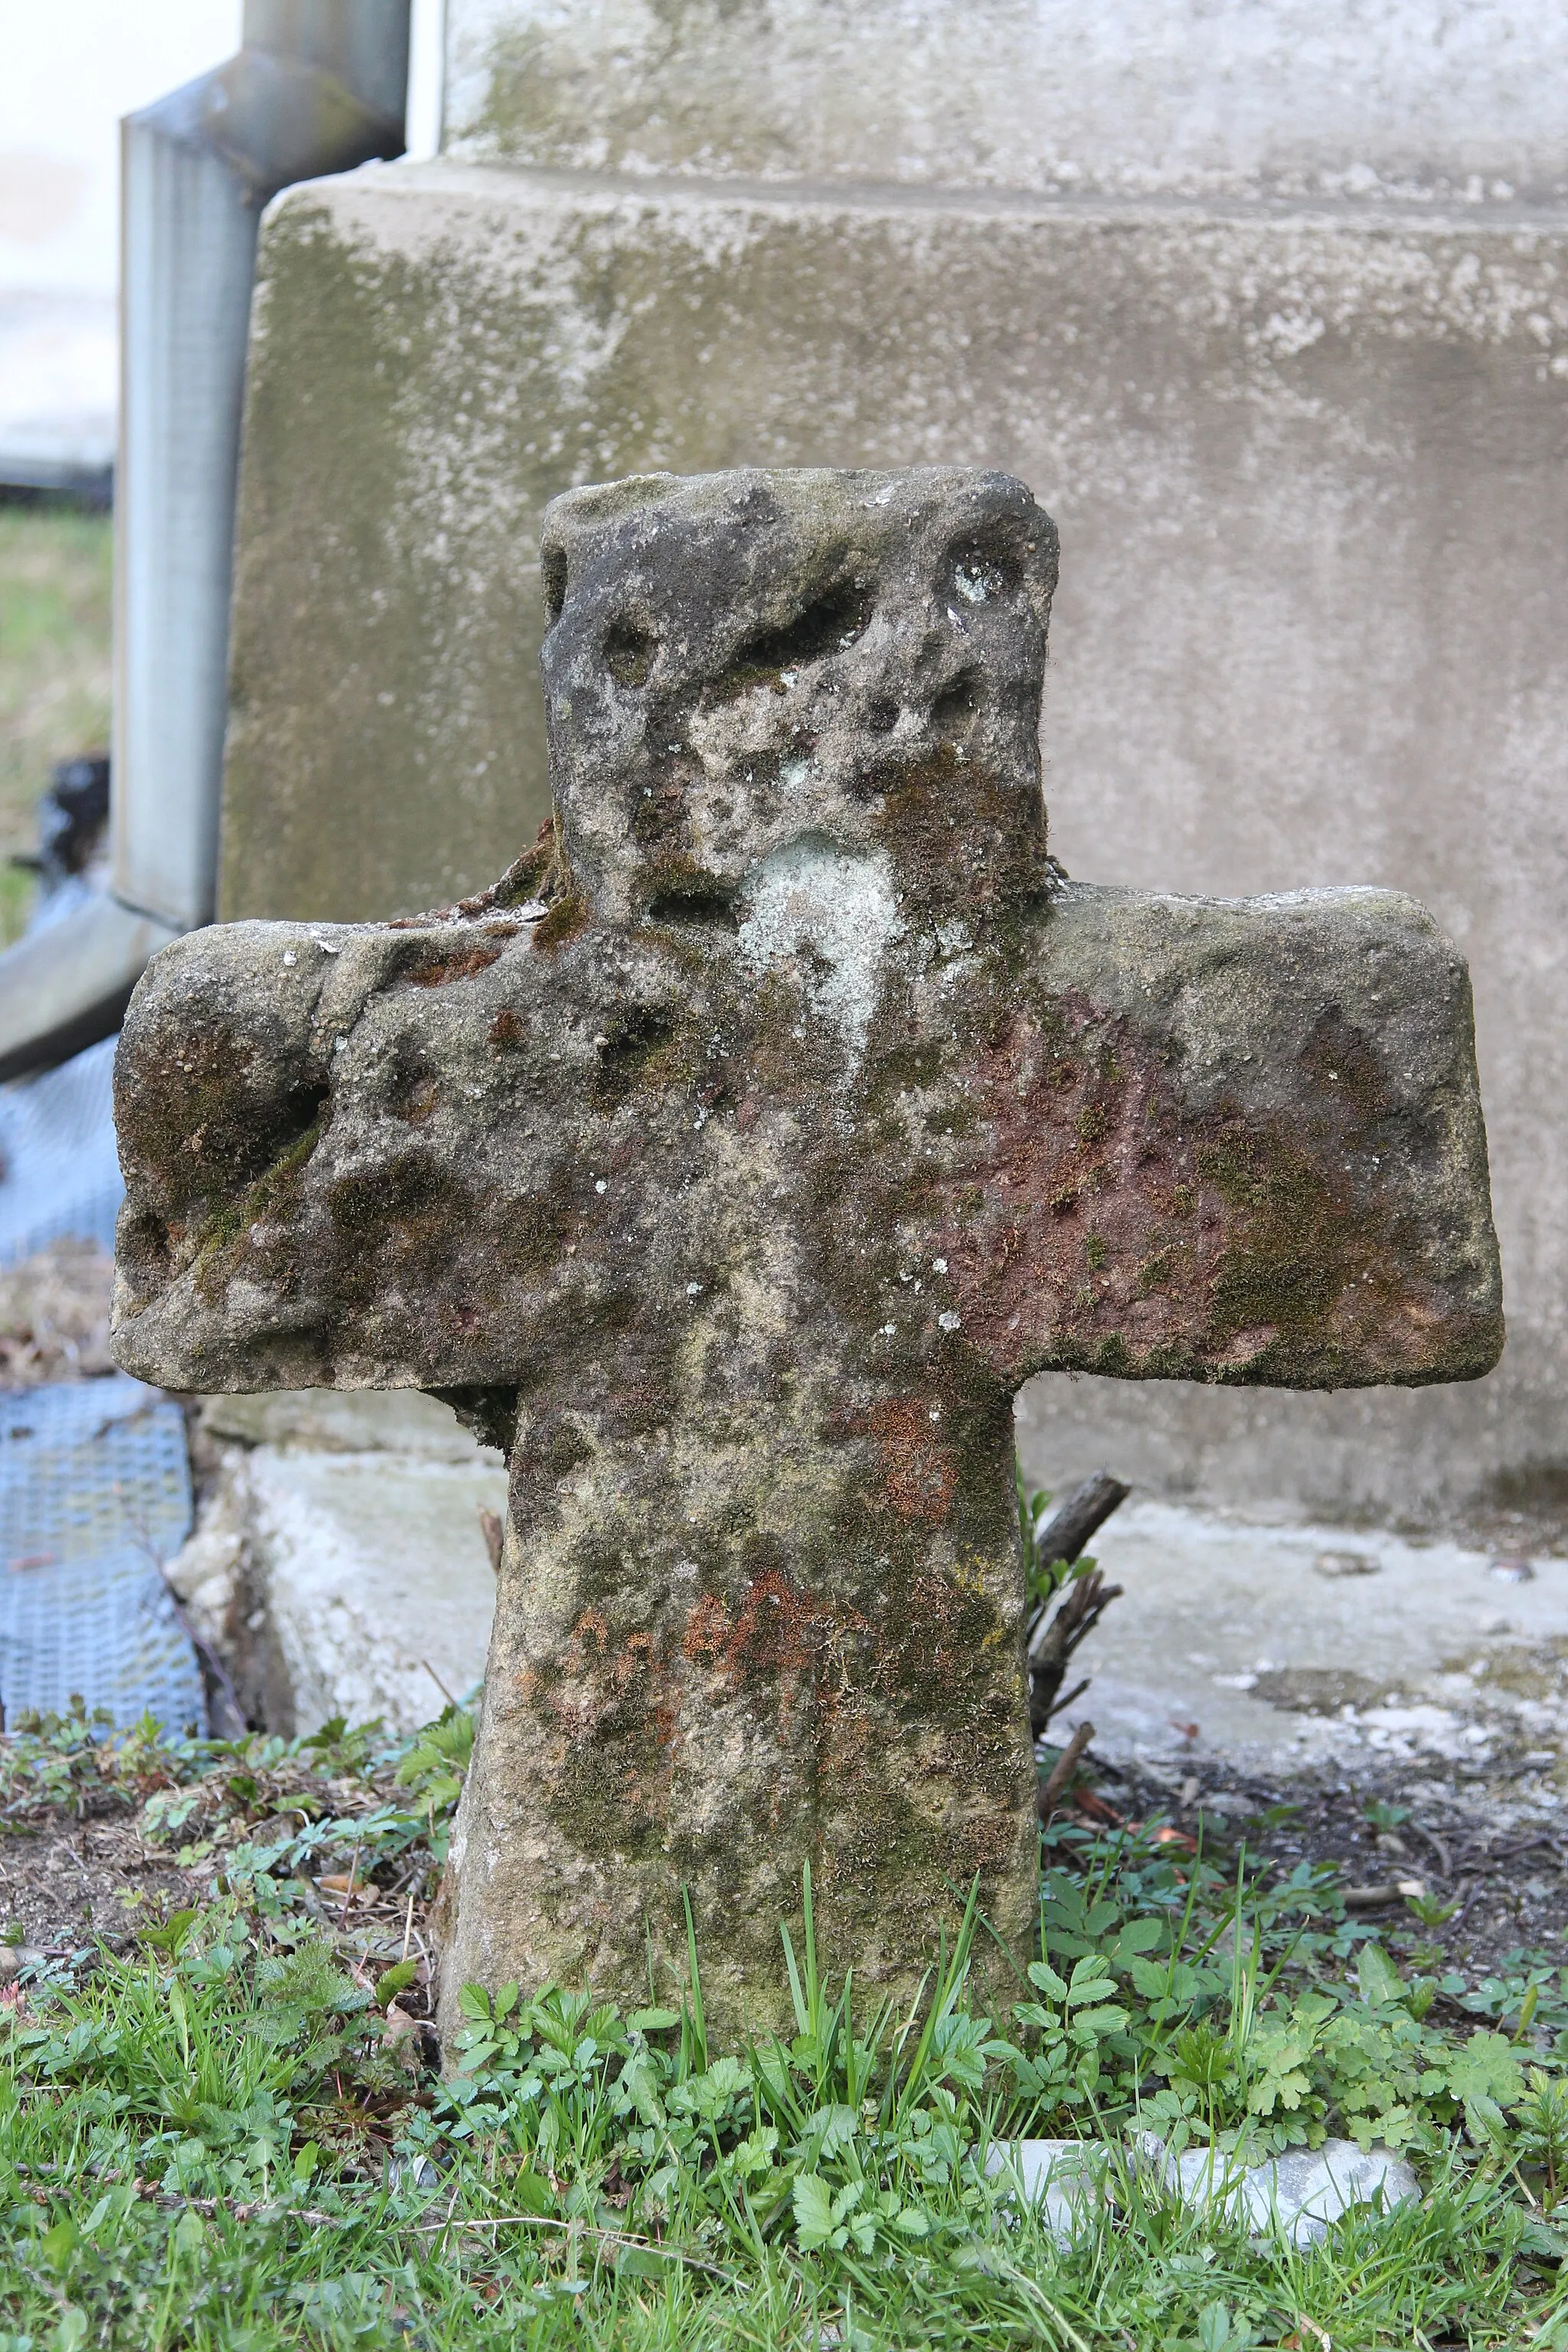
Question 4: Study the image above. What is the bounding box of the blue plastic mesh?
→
[0,1032,123,1266]
[0,1374,204,1733]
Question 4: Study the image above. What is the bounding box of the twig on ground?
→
[1030,1471,1131,1573]
[421,1660,458,1709]
[1039,1723,1095,1822]
[1024,1468,1130,1733]
[1406,1821,1452,1877]
[1341,1881,1425,1911]
[416,2211,737,2283]
[1486,1833,1562,1864]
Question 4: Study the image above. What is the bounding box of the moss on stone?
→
[532,889,590,952]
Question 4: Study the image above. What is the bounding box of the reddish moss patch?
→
[405,942,505,987]
[868,1396,959,1524]
[681,1570,867,1691]
[929,985,1474,1390]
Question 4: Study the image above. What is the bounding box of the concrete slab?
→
[239,1446,503,1735]
[172,1388,506,1737]
[201,1385,498,1462]
[1050,1498,1568,1785]
[447,0,1568,207]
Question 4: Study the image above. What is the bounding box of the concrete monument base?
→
[168,1390,504,1738]
[221,158,1566,1525]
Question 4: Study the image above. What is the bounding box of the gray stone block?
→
[445,0,1568,206]
[168,1394,505,1739]
[220,155,1566,1519]
[237,1444,502,1735]
[201,1384,501,1460]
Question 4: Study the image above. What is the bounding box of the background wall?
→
[446,0,1568,204]
[217,1,1568,1531]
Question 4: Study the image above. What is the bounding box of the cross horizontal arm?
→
[952,881,1503,1393]
[110,900,571,1394]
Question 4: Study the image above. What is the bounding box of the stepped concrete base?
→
[221,157,1568,1526]
[1047,1496,1568,1795]
[167,1390,505,1737]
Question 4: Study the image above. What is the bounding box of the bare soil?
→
[0,1236,115,1386]
[1104,1754,1568,1989]
[0,1808,199,1956]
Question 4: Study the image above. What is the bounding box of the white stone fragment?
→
[1142,2133,1419,2247]
[988,2134,1417,2249]
[162,1458,249,1650]
[984,2140,1109,2242]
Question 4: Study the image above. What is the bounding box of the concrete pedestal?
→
[220,155,1568,1523]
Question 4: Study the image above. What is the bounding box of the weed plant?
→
[2,1704,1566,2347]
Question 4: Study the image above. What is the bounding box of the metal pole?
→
[0,1,412,1081]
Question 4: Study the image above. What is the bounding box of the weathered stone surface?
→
[447,0,1568,204]
[115,467,1501,2040]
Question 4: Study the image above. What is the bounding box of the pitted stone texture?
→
[538,468,1056,928]
[112,467,1501,2047]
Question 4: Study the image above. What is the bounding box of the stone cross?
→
[111,469,1502,2041]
